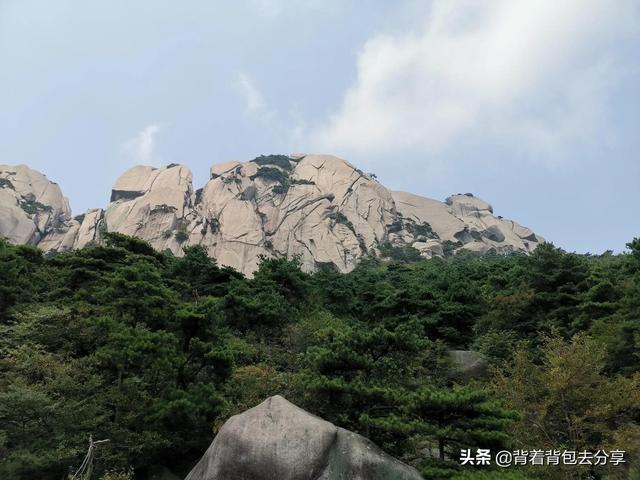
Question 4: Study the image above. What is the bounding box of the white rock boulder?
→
[0,164,71,244]
[185,395,423,480]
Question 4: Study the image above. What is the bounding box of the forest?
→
[0,234,639,480]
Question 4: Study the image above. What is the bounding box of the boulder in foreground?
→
[185,395,423,480]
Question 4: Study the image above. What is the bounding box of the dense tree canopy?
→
[0,235,638,479]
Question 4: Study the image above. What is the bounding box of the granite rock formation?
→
[184,395,423,480]
[0,164,79,247]
[0,155,544,275]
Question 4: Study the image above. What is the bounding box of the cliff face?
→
[0,154,543,275]
[0,164,71,245]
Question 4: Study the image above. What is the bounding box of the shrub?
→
[291,178,315,186]
[209,217,220,234]
[19,199,53,215]
[388,218,438,239]
[405,219,437,238]
[175,230,189,243]
[150,204,177,214]
[272,184,288,195]
[251,154,293,171]
[442,240,462,257]
[378,242,423,262]
[251,166,289,184]
[328,211,355,233]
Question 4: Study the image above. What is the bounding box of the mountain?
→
[0,154,543,275]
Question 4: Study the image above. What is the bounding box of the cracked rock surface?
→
[0,154,543,275]
[0,164,72,245]
[184,395,423,480]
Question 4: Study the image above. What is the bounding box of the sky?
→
[1,0,639,253]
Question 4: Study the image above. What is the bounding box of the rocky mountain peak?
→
[0,154,544,275]
[0,164,71,244]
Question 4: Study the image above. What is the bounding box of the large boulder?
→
[392,191,543,255]
[0,164,71,244]
[195,154,396,275]
[104,163,195,256]
[449,350,488,379]
[185,395,423,480]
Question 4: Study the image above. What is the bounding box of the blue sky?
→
[1,0,638,253]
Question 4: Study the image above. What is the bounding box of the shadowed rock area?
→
[185,395,423,480]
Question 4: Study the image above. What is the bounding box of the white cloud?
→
[236,72,306,147]
[307,0,639,162]
[123,124,160,164]
[237,73,270,118]
[236,71,282,127]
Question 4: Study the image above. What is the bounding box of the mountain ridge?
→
[0,154,544,275]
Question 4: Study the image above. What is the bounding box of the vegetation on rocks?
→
[0,177,14,189]
[150,204,177,215]
[378,242,424,262]
[0,234,639,479]
[251,154,294,171]
[249,161,315,196]
[19,199,53,215]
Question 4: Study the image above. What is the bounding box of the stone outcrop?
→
[0,164,72,245]
[185,395,423,480]
[104,164,195,255]
[449,350,488,379]
[0,154,544,274]
[392,191,541,257]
